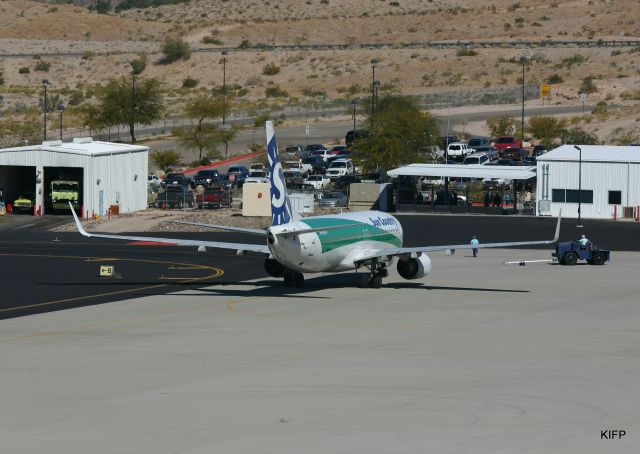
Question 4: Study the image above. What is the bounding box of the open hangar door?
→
[43,167,84,215]
[0,166,37,214]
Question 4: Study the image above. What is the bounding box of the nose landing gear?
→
[360,258,387,289]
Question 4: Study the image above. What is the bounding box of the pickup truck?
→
[157,185,195,209]
[494,136,523,152]
[283,160,313,177]
[195,187,232,209]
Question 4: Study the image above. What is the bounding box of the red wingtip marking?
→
[128,241,178,246]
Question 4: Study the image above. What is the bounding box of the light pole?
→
[519,54,528,144]
[370,59,377,122]
[372,80,380,135]
[58,104,64,141]
[222,50,228,126]
[42,79,49,141]
[351,99,358,144]
[574,145,583,227]
[0,94,4,144]
[130,62,137,144]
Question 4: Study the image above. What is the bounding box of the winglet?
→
[552,209,562,243]
[69,202,91,237]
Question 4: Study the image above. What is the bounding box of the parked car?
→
[310,148,333,162]
[325,158,354,179]
[532,144,548,156]
[446,142,472,160]
[500,147,529,160]
[244,170,269,184]
[147,175,161,187]
[494,136,523,152]
[327,145,348,155]
[13,193,34,212]
[304,174,331,190]
[467,136,490,149]
[345,129,370,147]
[305,144,328,155]
[284,160,313,177]
[249,163,266,172]
[216,174,234,190]
[283,145,305,157]
[190,169,220,189]
[195,187,232,209]
[161,172,190,189]
[226,165,250,187]
[462,153,490,165]
[473,145,499,161]
[302,155,327,173]
[522,156,537,166]
[319,191,348,207]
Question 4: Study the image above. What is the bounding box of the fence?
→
[0,85,541,147]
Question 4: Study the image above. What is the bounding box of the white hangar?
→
[0,138,148,217]
[536,145,640,220]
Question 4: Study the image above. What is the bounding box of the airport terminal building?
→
[0,138,148,217]
[536,145,640,220]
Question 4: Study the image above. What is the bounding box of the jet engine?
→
[264,258,285,277]
[397,255,432,280]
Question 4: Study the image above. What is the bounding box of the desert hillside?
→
[0,0,639,143]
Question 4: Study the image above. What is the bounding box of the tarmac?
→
[2,247,638,453]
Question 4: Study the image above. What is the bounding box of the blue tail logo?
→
[266,121,294,225]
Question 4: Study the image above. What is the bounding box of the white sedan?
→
[303,174,331,190]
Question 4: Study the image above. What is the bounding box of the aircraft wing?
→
[170,220,267,235]
[354,212,561,264]
[69,204,270,254]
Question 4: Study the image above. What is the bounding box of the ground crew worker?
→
[471,236,479,257]
[579,234,590,249]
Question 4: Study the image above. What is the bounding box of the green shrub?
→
[202,36,222,45]
[34,60,51,72]
[265,85,289,98]
[546,74,564,84]
[182,77,198,88]
[18,66,30,74]
[456,48,478,57]
[262,63,281,75]
[161,36,191,64]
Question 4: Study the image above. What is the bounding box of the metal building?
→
[0,138,148,217]
[536,145,640,219]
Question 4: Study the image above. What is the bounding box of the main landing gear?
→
[283,270,305,287]
[360,258,388,289]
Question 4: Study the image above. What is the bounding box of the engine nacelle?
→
[264,258,285,277]
[397,255,432,280]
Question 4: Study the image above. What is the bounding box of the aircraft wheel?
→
[293,272,305,287]
[283,272,293,287]
[369,275,383,289]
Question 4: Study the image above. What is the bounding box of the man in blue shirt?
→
[579,234,590,249]
[471,236,479,257]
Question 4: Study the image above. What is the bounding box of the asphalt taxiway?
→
[2,246,638,453]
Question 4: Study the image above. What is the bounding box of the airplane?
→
[71,121,561,288]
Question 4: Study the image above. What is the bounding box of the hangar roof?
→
[538,144,640,163]
[387,164,537,180]
[0,138,148,157]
